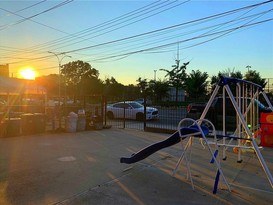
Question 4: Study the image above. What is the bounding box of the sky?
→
[0,0,273,85]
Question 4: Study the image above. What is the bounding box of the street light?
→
[48,51,71,131]
[154,70,157,81]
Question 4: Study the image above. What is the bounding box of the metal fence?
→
[0,95,190,137]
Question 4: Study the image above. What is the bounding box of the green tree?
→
[185,70,209,99]
[148,79,170,103]
[210,69,243,93]
[124,84,141,100]
[244,69,266,87]
[80,76,103,95]
[136,77,150,95]
[61,60,100,96]
[103,77,125,101]
[160,61,189,103]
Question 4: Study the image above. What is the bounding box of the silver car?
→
[107,101,158,120]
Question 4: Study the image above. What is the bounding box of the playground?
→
[120,77,273,192]
[0,76,273,204]
[0,128,272,205]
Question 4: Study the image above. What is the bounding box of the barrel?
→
[6,118,21,137]
[77,115,86,131]
[34,113,46,133]
[65,112,78,133]
[21,113,35,135]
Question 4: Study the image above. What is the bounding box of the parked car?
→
[186,96,273,131]
[107,101,158,121]
[134,98,152,106]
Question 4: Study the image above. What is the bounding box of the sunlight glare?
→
[20,67,36,80]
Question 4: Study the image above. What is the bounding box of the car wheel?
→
[136,113,145,121]
[107,111,114,119]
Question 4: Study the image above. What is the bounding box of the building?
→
[0,76,47,114]
[0,64,9,77]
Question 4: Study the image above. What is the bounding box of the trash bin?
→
[65,112,78,133]
[21,113,35,135]
[34,113,46,134]
[77,109,86,131]
[6,118,21,137]
[77,115,86,131]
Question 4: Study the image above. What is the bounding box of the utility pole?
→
[154,70,157,81]
[173,42,180,69]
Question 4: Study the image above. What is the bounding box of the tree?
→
[210,69,243,93]
[160,61,189,103]
[185,70,209,99]
[103,77,125,101]
[136,77,150,95]
[148,79,170,103]
[81,76,103,95]
[124,84,141,100]
[61,60,100,97]
[244,69,266,87]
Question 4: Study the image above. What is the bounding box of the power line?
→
[2,0,191,64]
[0,0,74,31]
[89,18,273,62]
[62,0,273,54]
[24,0,188,52]
[0,5,73,35]
[0,0,48,19]
[2,0,273,70]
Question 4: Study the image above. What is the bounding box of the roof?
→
[0,76,46,95]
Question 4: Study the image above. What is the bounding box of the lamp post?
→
[154,70,157,81]
[48,51,71,131]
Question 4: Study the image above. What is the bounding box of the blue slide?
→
[120,125,209,164]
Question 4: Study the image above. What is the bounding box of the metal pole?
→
[48,51,71,131]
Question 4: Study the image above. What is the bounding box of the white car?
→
[134,98,152,106]
[107,101,158,120]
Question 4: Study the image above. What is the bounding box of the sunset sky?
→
[1,0,273,84]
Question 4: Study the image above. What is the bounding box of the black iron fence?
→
[0,95,191,137]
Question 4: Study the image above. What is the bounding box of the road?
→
[107,107,188,131]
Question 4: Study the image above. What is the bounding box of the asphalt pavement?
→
[0,128,273,205]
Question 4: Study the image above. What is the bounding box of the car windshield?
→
[128,102,143,109]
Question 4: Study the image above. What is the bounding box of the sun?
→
[19,67,36,80]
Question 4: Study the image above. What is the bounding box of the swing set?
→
[120,76,273,194]
[174,76,273,193]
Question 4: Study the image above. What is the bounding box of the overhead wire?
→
[57,6,273,63]
[2,0,273,72]
[0,0,48,19]
[47,0,190,51]
[89,18,273,62]
[25,0,187,52]
[0,0,74,31]
[0,4,75,35]
[2,1,188,64]
[85,10,272,58]
[0,0,185,61]
[25,0,165,51]
[7,5,273,65]
[61,0,273,54]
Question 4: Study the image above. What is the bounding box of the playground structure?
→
[120,76,273,193]
[197,76,273,188]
